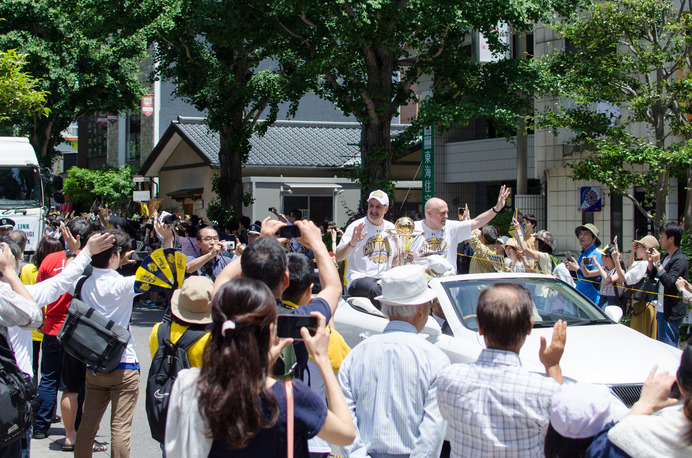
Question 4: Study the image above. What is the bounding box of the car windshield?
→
[441,277,611,331]
[0,167,42,208]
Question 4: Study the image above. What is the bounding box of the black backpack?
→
[0,332,36,447]
[145,322,207,443]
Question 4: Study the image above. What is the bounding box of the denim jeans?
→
[657,312,682,348]
[34,335,64,432]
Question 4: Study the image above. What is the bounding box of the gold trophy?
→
[387,217,423,265]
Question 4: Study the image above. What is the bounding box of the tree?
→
[152,0,305,221]
[0,0,161,167]
[270,0,580,205]
[541,0,692,230]
[62,165,135,212]
[0,48,48,120]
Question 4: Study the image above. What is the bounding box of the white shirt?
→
[338,320,450,457]
[655,256,672,313]
[8,250,94,376]
[624,260,648,285]
[338,217,395,284]
[75,268,138,364]
[410,220,473,273]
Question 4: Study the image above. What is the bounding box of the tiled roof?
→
[171,117,408,168]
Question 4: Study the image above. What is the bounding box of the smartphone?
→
[279,225,301,239]
[565,251,575,262]
[132,251,149,262]
[222,241,235,251]
[268,207,273,211]
[613,235,618,247]
[276,315,318,340]
[584,257,592,265]
[458,207,464,216]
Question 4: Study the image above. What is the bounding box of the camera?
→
[222,241,235,251]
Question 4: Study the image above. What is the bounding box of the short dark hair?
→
[189,215,200,226]
[241,237,287,291]
[477,283,533,349]
[524,214,537,227]
[660,221,683,247]
[239,216,251,229]
[67,217,93,249]
[0,237,22,266]
[288,209,302,220]
[90,229,131,269]
[196,227,219,241]
[8,230,27,253]
[283,253,313,304]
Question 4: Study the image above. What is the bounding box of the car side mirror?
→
[604,306,623,323]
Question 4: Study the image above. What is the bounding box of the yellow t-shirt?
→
[148,322,211,368]
[20,263,44,342]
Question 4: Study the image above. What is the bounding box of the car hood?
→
[517,324,682,385]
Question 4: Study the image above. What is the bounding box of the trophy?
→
[386,217,423,265]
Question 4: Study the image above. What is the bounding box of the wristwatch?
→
[654,261,662,268]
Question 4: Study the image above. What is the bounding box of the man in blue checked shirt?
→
[436,283,567,457]
[338,265,450,458]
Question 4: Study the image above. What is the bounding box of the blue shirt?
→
[187,252,236,281]
[338,320,450,457]
[577,244,602,305]
[208,379,327,458]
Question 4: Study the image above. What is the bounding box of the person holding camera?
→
[564,224,603,306]
[185,227,236,281]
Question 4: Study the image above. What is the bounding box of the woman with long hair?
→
[165,278,355,457]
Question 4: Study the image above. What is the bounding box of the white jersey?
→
[338,217,395,284]
[410,220,473,273]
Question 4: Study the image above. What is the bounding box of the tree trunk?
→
[360,116,394,209]
[218,122,247,220]
[654,166,669,230]
[685,167,692,232]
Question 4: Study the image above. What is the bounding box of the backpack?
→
[145,322,207,443]
[57,275,131,373]
[0,332,36,447]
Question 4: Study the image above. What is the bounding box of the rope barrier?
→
[455,252,685,300]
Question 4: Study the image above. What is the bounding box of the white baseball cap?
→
[368,190,389,207]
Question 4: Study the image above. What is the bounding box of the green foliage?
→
[153,0,306,216]
[0,49,48,120]
[63,166,134,212]
[0,0,161,166]
[681,232,692,265]
[541,0,692,227]
[272,0,581,200]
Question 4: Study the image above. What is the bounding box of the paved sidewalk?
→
[28,303,164,457]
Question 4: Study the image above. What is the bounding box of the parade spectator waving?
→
[437,283,567,456]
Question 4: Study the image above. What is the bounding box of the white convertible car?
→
[334,273,683,408]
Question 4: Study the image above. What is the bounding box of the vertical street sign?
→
[422,126,434,203]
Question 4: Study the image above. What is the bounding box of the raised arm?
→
[0,243,41,329]
[334,222,366,263]
[471,185,510,231]
[539,320,566,384]
[512,218,541,261]
[295,220,341,316]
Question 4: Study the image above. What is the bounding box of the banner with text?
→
[422,126,434,203]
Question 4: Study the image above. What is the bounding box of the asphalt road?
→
[30,301,166,457]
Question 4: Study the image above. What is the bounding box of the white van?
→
[0,137,45,253]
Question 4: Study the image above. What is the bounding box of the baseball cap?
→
[368,190,389,207]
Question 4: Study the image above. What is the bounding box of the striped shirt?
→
[437,349,559,457]
[337,320,450,457]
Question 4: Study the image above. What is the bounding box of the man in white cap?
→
[409,186,510,273]
[335,190,396,305]
[338,265,450,457]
